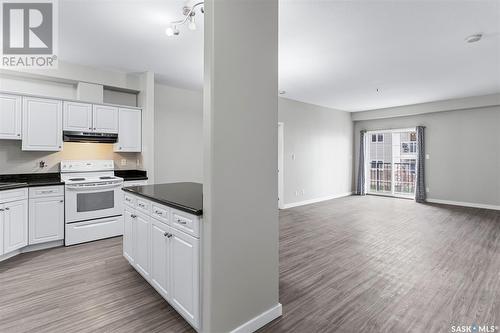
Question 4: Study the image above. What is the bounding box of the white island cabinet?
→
[122,191,201,331]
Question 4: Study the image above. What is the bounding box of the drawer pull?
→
[5,207,10,211]
[164,232,172,238]
[41,190,54,194]
[155,210,163,215]
[176,218,187,225]
[138,203,145,208]
[131,214,137,218]
[125,198,131,202]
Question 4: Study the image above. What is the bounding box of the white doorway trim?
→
[278,122,284,209]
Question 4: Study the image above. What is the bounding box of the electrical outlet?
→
[121,159,127,166]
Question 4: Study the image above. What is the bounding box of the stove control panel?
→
[61,160,115,173]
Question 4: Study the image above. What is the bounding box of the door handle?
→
[164,232,172,238]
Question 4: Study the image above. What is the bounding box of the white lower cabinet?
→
[151,218,171,299]
[123,193,201,331]
[3,199,28,253]
[170,227,200,329]
[123,206,135,264]
[29,196,64,244]
[134,211,151,279]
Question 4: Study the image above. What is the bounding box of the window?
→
[372,134,384,142]
[366,129,417,198]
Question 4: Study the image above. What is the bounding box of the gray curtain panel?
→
[356,130,366,195]
[415,126,426,203]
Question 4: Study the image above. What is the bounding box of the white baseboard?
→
[426,198,500,211]
[230,303,282,333]
[282,192,353,209]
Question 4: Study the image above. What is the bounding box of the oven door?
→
[65,182,123,223]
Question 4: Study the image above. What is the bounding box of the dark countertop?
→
[123,182,202,216]
[115,170,148,181]
[0,173,64,191]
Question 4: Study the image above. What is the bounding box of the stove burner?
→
[69,178,86,181]
[99,176,115,180]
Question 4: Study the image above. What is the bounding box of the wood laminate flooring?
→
[1,195,499,333]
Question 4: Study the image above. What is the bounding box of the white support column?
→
[202,0,281,332]
[138,71,155,183]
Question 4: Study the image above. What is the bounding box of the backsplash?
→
[0,140,140,174]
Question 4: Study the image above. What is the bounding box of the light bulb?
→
[188,17,196,30]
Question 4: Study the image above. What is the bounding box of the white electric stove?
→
[61,160,124,245]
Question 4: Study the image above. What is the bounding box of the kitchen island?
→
[121,182,202,331]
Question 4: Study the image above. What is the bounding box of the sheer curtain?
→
[415,126,426,203]
[356,130,366,195]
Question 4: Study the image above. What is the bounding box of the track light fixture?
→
[165,1,204,37]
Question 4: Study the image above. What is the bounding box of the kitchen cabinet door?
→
[3,199,28,253]
[63,101,92,132]
[0,93,22,140]
[0,208,4,256]
[28,196,64,245]
[93,105,118,133]
[123,206,135,264]
[170,228,200,329]
[134,211,151,280]
[114,108,141,152]
[151,219,172,300]
[22,97,63,151]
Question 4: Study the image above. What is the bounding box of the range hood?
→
[63,131,118,144]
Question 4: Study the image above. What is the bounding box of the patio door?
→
[365,128,417,198]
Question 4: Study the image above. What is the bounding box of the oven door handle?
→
[66,183,123,191]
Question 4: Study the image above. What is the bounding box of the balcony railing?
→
[369,162,416,195]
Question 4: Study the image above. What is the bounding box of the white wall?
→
[279,97,354,206]
[203,0,280,331]
[354,106,500,208]
[154,84,203,183]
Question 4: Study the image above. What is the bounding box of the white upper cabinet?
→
[63,101,93,132]
[93,105,119,133]
[115,107,142,152]
[22,97,63,151]
[0,93,22,140]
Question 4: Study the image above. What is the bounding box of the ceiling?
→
[59,0,500,112]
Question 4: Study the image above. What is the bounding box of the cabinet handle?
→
[131,214,137,218]
[155,210,162,215]
[164,232,172,238]
[176,218,186,225]
[139,203,145,207]
[0,209,4,212]
[60,200,64,203]
[17,134,20,137]
[5,207,9,211]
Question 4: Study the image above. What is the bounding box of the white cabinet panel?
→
[93,105,118,133]
[151,218,171,299]
[29,196,64,244]
[63,101,92,132]
[123,206,135,264]
[170,228,200,329]
[0,93,22,140]
[3,199,28,253]
[134,211,150,279]
[115,108,141,152]
[22,97,62,151]
[0,209,4,256]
